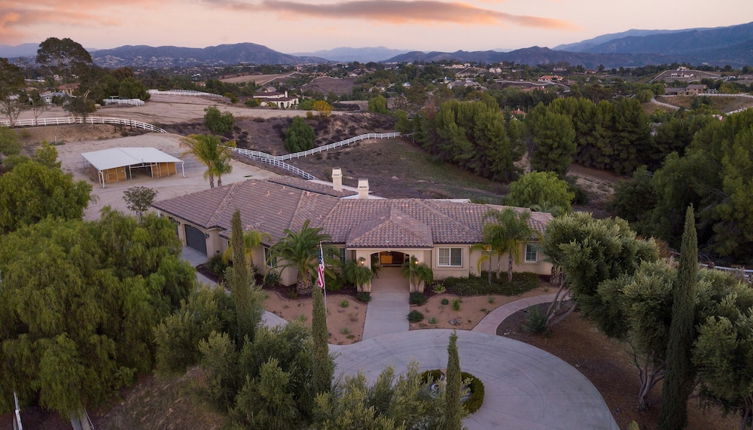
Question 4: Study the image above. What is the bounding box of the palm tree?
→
[343,259,373,291]
[471,242,495,285]
[223,229,270,270]
[271,220,331,296]
[401,256,433,291]
[181,134,235,188]
[483,208,537,282]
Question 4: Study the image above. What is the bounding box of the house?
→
[664,84,707,96]
[253,87,299,109]
[538,75,564,83]
[152,173,553,292]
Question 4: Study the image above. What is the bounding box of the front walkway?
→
[181,247,215,285]
[362,267,410,339]
[473,293,561,334]
[332,329,619,430]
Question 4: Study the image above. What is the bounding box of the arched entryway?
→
[370,251,410,292]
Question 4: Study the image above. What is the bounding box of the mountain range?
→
[387,21,753,66]
[91,43,325,67]
[292,47,411,63]
[3,21,752,68]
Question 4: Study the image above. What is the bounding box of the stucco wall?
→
[469,242,553,277]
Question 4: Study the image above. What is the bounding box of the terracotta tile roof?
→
[268,177,357,198]
[152,179,553,248]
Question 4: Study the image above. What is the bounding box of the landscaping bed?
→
[420,369,485,414]
[497,304,737,430]
[408,282,552,331]
[264,289,366,345]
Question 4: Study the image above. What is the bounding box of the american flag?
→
[316,244,326,289]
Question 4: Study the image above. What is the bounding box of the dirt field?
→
[409,285,552,330]
[302,77,356,96]
[498,305,737,430]
[264,291,366,345]
[289,139,506,200]
[16,94,346,125]
[55,133,278,220]
[13,124,144,147]
[219,72,295,85]
[657,95,753,113]
[164,113,395,155]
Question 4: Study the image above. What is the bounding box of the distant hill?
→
[0,43,39,58]
[293,47,411,63]
[387,22,753,67]
[386,47,673,68]
[92,43,327,67]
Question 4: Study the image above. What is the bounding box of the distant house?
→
[56,83,79,96]
[152,174,553,292]
[538,75,564,83]
[253,87,298,109]
[665,84,707,96]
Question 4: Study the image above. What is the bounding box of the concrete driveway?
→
[332,329,619,430]
[362,267,409,339]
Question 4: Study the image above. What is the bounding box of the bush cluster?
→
[420,370,485,414]
[408,310,424,323]
[409,291,427,306]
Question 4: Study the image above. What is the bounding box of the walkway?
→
[331,329,619,430]
[473,293,562,335]
[362,267,409,339]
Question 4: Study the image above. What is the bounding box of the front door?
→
[378,251,406,267]
[184,224,207,255]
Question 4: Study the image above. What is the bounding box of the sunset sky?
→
[1,0,751,52]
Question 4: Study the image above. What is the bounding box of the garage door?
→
[184,225,207,255]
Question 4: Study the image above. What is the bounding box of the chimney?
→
[357,179,369,199]
[332,168,343,192]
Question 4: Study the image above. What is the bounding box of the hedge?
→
[442,272,540,296]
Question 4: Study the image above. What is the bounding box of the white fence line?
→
[0,116,167,133]
[148,89,227,99]
[234,149,318,180]
[277,132,401,160]
[231,131,402,180]
[701,263,753,281]
[102,98,145,106]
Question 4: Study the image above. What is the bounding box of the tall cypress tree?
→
[445,331,462,430]
[229,210,261,343]
[659,205,698,430]
[311,285,332,395]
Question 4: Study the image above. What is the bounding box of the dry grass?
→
[219,72,293,85]
[657,95,753,113]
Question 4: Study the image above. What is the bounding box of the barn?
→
[81,147,185,187]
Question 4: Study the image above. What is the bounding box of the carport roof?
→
[81,147,182,171]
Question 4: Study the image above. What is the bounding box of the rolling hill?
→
[92,43,326,67]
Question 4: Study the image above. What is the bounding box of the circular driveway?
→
[331,329,619,430]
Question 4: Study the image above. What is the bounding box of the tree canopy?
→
[505,171,575,215]
[0,160,91,233]
[0,210,195,415]
[285,117,316,153]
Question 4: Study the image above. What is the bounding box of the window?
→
[525,244,539,263]
[438,247,462,267]
[264,246,277,268]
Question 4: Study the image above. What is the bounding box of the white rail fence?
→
[232,131,402,180]
[0,116,167,133]
[148,89,227,100]
[102,98,145,106]
[234,149,318,180]
[701,263,753,281]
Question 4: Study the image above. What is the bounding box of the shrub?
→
[409,291,427,306]
[355,291,371,303]
[428,317,437,324]
[452,299,461,311]
[284,117,316,153]
[262,270,280,288]
[208,254,229,278]
[204,106,234,134]
[441,298,450,305]
[432,283,446,294]
[244,98,260,107]
[420,370,485,414]
[443,273,539,296]
[463,372,485,414]
[408,310,424,323]
[339,299,349,308]
[523,307,548,334]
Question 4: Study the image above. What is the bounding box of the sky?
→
[1,0,752,52]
